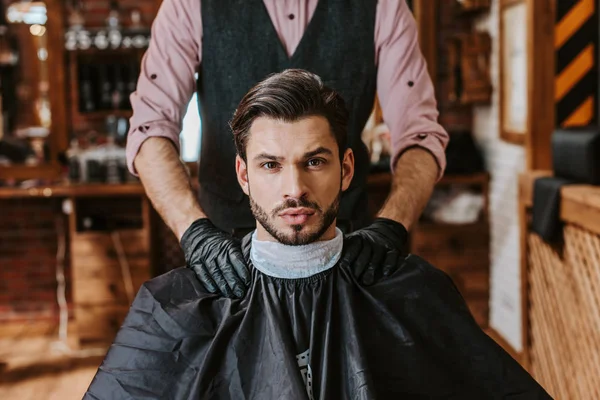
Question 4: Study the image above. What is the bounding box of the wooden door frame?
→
[525,0,554,171]
[498,0,555,172]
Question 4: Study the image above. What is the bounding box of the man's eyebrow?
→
[303,147,333,158]
[253,153,284,162]
[253,147,333,162]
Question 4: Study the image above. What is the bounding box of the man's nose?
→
[282,167,309,199]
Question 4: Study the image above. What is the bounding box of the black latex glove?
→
[340,218,408,286]
[180,218,251,298]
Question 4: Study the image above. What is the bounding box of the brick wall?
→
[471,0,525,352]
[0,197,188,323]
[0,199,71,323]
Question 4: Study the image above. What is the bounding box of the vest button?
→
[288,14,295,20]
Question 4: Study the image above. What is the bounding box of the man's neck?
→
[250,228,343,279]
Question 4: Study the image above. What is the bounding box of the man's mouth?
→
[279,208,315,224]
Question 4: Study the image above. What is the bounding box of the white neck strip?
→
[250,228,343,279]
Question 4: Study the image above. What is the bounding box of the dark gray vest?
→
[198,0,377,233]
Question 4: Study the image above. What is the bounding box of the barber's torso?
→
[197,0,377,233]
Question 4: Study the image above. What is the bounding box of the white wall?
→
[472,0,525,352]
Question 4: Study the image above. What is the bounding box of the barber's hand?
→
[180,218,251,298]
[341,218,408,286]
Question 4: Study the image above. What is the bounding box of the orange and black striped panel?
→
[555,0,598,127]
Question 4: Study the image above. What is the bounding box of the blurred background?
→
[0,0,599,398]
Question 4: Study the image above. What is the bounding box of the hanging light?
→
[7,2,47,25]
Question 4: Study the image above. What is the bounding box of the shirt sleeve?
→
[375,0,449,180]
[125,0,202,176]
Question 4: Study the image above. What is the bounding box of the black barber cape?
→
[84,237,550,399]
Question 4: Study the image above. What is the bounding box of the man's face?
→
[236,115,354,245]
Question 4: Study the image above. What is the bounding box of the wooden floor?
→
[0,323,106,400]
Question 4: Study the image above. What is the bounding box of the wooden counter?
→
[518,170,600,398]
[0,181,151,346]
[519,170,600,235]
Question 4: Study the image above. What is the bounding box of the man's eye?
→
[263,162,279,170]
[307,159,324,167]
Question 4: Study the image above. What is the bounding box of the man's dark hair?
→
[229,69,349,161]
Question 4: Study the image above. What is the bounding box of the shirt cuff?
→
[126,121,182,176]
[390,132,447,181]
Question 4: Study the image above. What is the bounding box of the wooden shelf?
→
[0,163,63,180]
[0,182,145,199]
[73,228,145,238]
[67,50,141,133]
[66,47,148,55]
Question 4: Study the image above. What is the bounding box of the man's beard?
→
[249,190,340,246]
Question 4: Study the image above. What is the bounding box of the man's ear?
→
[235,155,250,195]
[341,148,354,192]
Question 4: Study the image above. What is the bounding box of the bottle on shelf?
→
[130,9,144,31]
[67,0,85,32]
[125,62,139,107]
[0,77,4,141]
[105,134,120,184]
[111,63,125,110]
[97,64,113,110]
[102,1,121,49]
[0,2,18,67]
[78,63,96,112]
[106,1,121,29]
[67,138,81,181]
[0,2,18,137]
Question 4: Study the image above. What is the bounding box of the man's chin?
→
[273,224,323,246]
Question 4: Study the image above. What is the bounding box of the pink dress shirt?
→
[126,0,449,179]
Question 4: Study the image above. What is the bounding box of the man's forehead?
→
[247,116,337,157]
